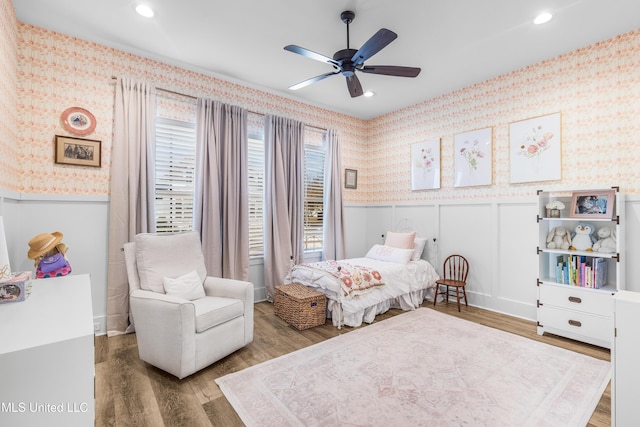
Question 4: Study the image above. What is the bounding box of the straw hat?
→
[27,231,66,259]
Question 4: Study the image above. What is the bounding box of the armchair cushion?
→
[163,270,206,300]
[135,231,207,293]
[192,297,244,333]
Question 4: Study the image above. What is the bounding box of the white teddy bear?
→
[570,223,596,251]
[592,226,617,253]
[546,226,571,250]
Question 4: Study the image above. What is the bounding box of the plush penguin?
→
[570,224,596,251]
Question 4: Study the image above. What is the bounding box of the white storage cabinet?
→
[536,188,624,349]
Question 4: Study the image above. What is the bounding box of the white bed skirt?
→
[328,287,436,328]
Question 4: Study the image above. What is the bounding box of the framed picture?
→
[345,169,357,189]
[453,127,492,187]
[570,190,615,219]
[411,139,441,190]
[509,112,561,183]
[55,135,102,168]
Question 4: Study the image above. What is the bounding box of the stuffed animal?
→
[546,226,571,250]
[592,226,616,253]
[570,223,596,251]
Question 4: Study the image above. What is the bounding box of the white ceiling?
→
[13,0,640,120]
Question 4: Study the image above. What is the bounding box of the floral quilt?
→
[301,260,384,297]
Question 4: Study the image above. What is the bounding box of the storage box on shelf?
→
[536,188,624,349]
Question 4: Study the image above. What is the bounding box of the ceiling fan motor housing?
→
[333,48,358,76]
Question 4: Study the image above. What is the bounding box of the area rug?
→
[216,308,610,427]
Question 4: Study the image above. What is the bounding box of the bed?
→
[284,232,440,328]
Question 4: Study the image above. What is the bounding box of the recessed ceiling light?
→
[534,12,552,25]
[363,91,375,97]
[136,4,155,18]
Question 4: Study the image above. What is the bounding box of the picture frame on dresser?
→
[569,189,615,219]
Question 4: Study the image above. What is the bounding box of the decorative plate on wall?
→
[61,107,96,136]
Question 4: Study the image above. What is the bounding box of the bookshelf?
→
[536,188,624,349]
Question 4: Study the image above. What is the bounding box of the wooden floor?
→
[95,301,611,426]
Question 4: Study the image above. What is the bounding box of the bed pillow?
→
[384,231,416,249]
[412,237,428,261]
[366,244,414,264]
[163,270,206,300]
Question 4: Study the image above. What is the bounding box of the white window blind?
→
[154,117,197,234]
[247,130,326,256]
[248,136,265,257]
[303,134,325,251]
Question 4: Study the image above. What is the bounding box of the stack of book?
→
[555,255,607,288]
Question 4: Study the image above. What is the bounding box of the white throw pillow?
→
[366,244,414,264]
[412,237,428,261]
[135,231,207,293]
[163,270,206,300]
[384,231,416,249]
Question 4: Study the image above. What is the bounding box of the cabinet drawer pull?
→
[568,296,582,304]
[568,319,582,327]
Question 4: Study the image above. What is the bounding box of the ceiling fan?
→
[284,10,421,98]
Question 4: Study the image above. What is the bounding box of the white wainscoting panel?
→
[0,193,109,335]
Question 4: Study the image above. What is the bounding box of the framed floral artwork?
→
[509,112,561,183]
[411,139,441,190]
[454,127,492,187]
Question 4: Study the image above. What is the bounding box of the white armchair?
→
[123,231,253,379]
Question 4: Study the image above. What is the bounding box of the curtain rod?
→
[110,76,327,133]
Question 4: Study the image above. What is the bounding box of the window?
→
[247,128,326,257]
[303,133,325,251]
[154,117,197,233]
[248,135,265,257]
[153,115,325,256]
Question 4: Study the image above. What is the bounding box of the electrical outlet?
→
[94,323,100,332]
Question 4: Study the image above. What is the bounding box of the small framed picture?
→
[569,190,615,219]
[55,135,102,168]
[345,169,357,189]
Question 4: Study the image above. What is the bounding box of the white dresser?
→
[0,274,94,427]
[613,290,640,426]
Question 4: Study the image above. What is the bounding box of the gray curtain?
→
[106,77,156,336]
[194,98,249,281]
[322,129,346,261]
[263,115,305,300]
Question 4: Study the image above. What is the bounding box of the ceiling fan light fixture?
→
[135,4,155,18]
[534,12,553,25]
[283,10,420,98]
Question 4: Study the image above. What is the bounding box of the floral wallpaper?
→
[0,0,17,191]
[8,10,640,204]
[365,30,640,202]
[14,22,367,199]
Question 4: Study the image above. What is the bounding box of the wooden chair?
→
[433,254,469,312]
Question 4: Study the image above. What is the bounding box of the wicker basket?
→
[274,283,326,330]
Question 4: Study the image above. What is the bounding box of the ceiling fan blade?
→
[289,71,340,91]
[284,45,339,66]
[351,28,397,66]
[360,65,421,77]
[345,74,363,98]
